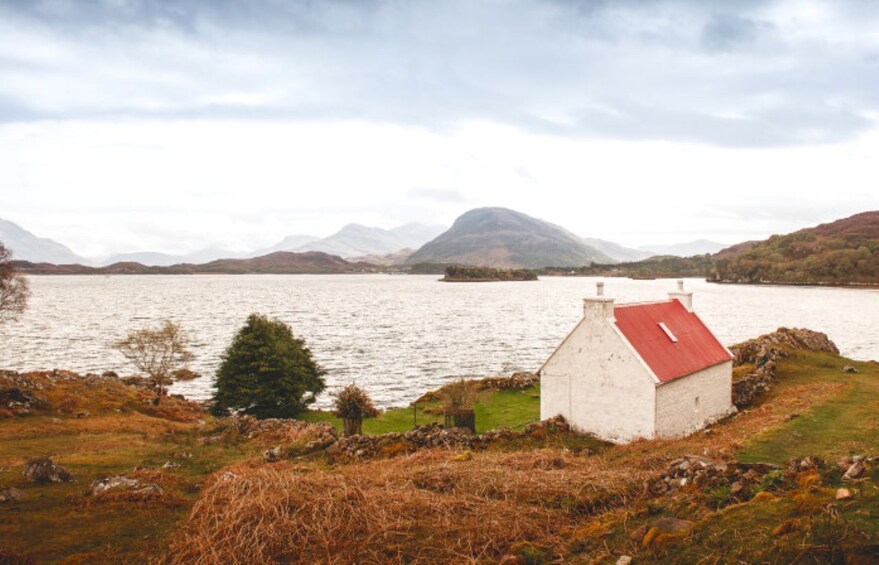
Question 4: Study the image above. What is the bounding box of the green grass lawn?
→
[305,383,542,435]
[738,351,879,464]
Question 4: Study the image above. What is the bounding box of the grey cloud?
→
[0,0,878,146]
[701,14,770,52]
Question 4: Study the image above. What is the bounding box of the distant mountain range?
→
[293,223,446,258]
[407,207,613,268]
[0,218,445,266]
[0,219,85,264]
[10,208,832,276]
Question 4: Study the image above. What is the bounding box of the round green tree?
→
[212,314,327,418]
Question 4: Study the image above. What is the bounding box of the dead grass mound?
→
[166,448,657,564]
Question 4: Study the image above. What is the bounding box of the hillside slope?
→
[407,207,613,268]
[582,238,654,262]
[711,211,879,285]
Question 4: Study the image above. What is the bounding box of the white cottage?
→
[539,281,734,443]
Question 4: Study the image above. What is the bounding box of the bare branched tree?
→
[0,242,30,324]
[114,320,195,404]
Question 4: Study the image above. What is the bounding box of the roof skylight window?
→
[658,322,678,343]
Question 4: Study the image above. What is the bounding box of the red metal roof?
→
[613,299,731,383]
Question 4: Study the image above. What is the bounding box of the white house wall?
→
[654,360,734,438]
[541,318,656,443]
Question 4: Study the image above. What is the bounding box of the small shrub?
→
[333,383,380,436]
[754,469,785,493]
[332,384,380,420]
[440,379,476,414]
[708,486,733,509]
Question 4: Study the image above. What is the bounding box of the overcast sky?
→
[1,0,877,256]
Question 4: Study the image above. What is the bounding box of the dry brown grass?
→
[166,448,660,564]
[165,364,851,563]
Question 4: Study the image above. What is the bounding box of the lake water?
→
[0,275,876,408]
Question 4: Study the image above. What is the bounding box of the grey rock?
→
[22,457,73,483]
[843,460,867,481]
[264,446,283,463]
[90,475,140,495]
[0,487,24,502]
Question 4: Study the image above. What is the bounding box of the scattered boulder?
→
[842,457,868,481]
[90,476,139,495]
[89,475,162,496]
[836,488,853,500]
[0,487,24,503]
[264,446,283,463]
[843,365,859,374]
[617,557,633,565]
[642,517,694,547]
[21,457,73,483]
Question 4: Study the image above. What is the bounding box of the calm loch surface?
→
[1,275,876,408]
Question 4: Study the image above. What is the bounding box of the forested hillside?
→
[710,211,879,285]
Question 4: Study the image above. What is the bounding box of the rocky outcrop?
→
[730,328,839,408]
[22,457,73,483]
[0,386,48,416]
[651,453,876,509]
[648,454,779,500]
[730,327,839,366]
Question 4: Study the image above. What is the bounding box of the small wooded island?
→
[441,265,539,282]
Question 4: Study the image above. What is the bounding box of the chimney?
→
[584,281,615,322]
[668,279,694,312]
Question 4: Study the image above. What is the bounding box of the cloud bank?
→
[1,0,878,147]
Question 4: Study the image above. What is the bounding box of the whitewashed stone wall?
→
[654,360,734,438]
[540,311,656,444]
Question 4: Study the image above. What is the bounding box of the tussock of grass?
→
[166,449,657,564]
